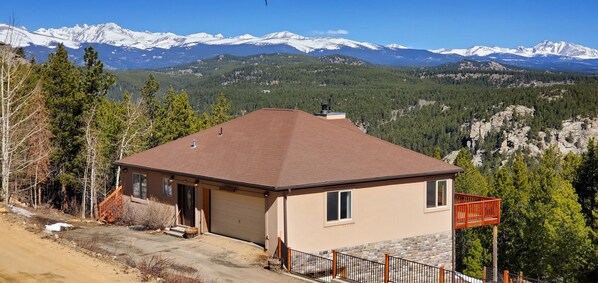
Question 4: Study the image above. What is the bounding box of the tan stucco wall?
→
[121,166,454,256]
[285,177,453,253]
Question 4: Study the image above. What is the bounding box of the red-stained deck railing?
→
[98,185,123,223]
[454,193,500,229]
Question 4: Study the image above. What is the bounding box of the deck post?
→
[384,254,389,283]
[503,270,509,283]
[439,266,445,283]
[277,237,282,259]
[483,266,487,282]
[287,247,292,272]
[493,225,498,282]
[332,250,337,278]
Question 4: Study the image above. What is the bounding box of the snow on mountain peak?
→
[432,41,598,59]
[386,44,408,50]
[263,31,305,40]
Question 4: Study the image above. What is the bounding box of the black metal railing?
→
[388,255,445,283]
[289,249,333,282]
[274,237,546,283]
[337,252,385,283]
[504,271,547,283]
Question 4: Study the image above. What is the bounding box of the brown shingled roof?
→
[116,108,462,190]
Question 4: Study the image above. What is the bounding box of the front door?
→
[178,184,195,227]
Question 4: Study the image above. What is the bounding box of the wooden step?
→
[170,225,189,233]
[165,230,185,238]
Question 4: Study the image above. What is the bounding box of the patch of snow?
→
[45,222,73,232]
[8,205,34,217]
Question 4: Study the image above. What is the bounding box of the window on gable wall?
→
[133,173,147,199]
[426,180,447,208]
[327,190,352,222]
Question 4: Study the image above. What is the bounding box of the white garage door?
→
[211,190,265,245]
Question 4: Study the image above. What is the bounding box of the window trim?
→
[132,173,147,200]
[425,179,449,212]
[325,189,353,225]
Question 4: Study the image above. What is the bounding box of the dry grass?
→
[137,255,172,281]
[135,255,206,283]
[118,197,175,230]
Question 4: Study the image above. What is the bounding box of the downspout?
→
[264,191,269,251]
[452,175,456,276]
[283,189,289,245]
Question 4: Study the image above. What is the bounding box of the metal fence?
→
[336,252,385,283]
[503,270,546,283]
[388,255,442,283]
[274,237,545,283]
[288,249,333,282]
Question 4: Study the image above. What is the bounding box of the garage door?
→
[211,190,265,245]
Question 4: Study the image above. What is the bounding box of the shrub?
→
[119,197,175,230]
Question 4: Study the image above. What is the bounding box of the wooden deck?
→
[454,193,500,229]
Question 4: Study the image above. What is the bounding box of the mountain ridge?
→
[3,22,598,72]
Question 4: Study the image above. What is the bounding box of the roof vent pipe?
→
[191,139,197,148]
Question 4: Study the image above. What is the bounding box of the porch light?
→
[194,178,200,187]
[169,175,175,183]
[122,167,128,173]
[264,191,269,198]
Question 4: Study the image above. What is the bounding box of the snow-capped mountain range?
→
[2,22,598,72]
[4,22,381,53]
[433,41,598,60]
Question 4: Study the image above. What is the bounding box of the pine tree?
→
[154,87,199,144]
[525,146,593,281]
[463,238,491,278]
[141,74,161,147]
[43,44,84,211]
[574,138,598,227]
[210,92,231,126]
[141,74,160,121]
[82,46,114,108]
[454,148,490,196]
[433,146,442,160]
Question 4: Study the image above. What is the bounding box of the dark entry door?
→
[178,184,195,227]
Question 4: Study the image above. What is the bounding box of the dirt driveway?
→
[0,213,141,283]
[59,223,304,283]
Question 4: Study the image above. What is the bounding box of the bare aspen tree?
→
[1,32,47,204]
[114,92,151,187]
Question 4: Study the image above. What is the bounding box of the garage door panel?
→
[211,190,265,245]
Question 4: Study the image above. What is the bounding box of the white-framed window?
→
[326,190,352,222]
[426,180,447,208]
[132,173,147,199]
[163,178,172,197]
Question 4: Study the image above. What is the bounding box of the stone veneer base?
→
[317,231,453,270]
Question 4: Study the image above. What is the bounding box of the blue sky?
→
[3,0,597,49]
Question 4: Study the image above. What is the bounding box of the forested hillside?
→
[111,54,598,165]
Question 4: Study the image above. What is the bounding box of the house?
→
[115,108,464,268]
